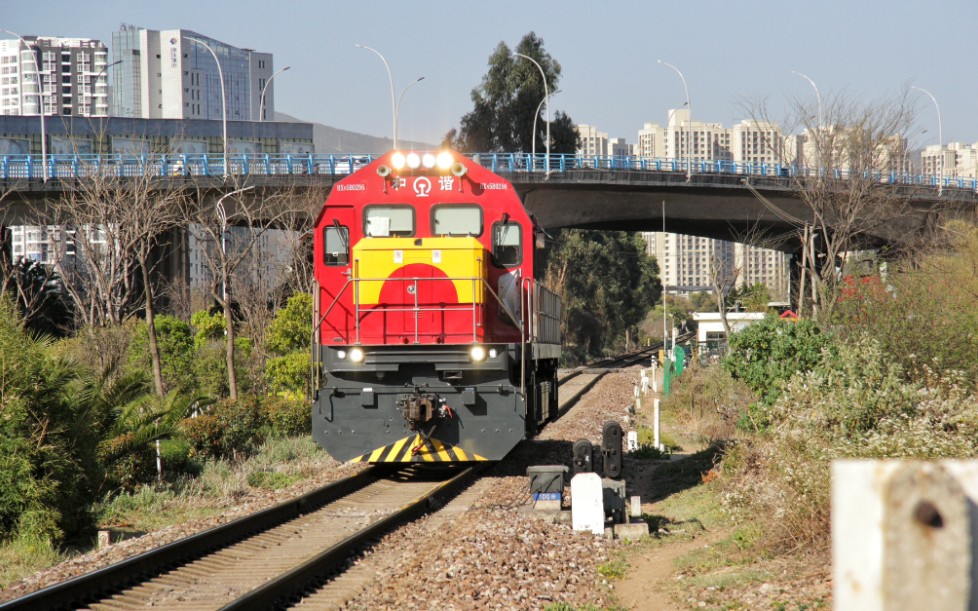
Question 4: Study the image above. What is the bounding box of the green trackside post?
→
[663,358,673,395]
[674,345,686,376]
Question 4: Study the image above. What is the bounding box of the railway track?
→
[1,345,678,610]
[0,465,478,611]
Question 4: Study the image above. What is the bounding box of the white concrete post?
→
[833,460,978,610]
[653,398,661,450]
[627,431,638,452]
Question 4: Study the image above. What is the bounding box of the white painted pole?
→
[653,399,661,449]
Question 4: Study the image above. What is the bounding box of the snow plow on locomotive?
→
[312,150,561,463]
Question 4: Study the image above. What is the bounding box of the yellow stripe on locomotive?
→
[352,236,486,306]
[353,434,490,463]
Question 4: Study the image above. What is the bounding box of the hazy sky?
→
[3,0,973,150]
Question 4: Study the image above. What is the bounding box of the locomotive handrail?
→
[315,274,527,347]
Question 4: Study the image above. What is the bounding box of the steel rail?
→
[220,464,480,610]
[0,469,379,611]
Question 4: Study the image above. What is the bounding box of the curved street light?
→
[532,90,559,170]
[215,185,255,303]
[791,71,822,131]
[515,52,550,173]
[259,65,290,122]
[658,59,691,182]
[186,36,228,177]
[355,44,398,148]
[912,85,943,195]
[395,76,424,148]
[1,29,47,181]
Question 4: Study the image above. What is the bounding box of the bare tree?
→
[43,163,186,394]
[184,177,303,400]
[743,86,920,321]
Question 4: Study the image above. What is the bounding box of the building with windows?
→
[636,122,665,159]
[641,231,790,302]
[0,35,110,118]
[576,124,608,157]
[111,25,274,122]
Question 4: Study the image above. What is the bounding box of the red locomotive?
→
[312,150,561,463]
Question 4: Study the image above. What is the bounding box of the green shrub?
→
[246,470,300,489]
[720,334,978,553]
[266,351,311,396]
[723,316,832,430]
[0,300,103,543]
[265,396,311,436]
[128,315,196,394]
[180,396,269,461]
[267,293,312,355]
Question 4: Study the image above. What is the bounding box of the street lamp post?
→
[186,36,228,177]
[2,29,47,181]
[531,90,560,171]
[395,76,424,148]
[515,53,550,173]
[791,71,822,131]
[912,85,943,195]
[355,44,398,148]
[658,60,691,182]
[215,186,254,303]
[258,65,290,122]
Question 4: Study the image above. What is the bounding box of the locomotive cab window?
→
[432,204,482,237]
[323,224,349,266]
[492,221,522,267]
[364,205,414,237]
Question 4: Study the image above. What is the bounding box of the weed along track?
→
[0,466,477,611]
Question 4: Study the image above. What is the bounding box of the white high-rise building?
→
[576,124,608,156]
[663,109,731,166]
[111,26,274,122]
[641,231,790,302]
[731,119,783,167]
[0,36,109,118]
[636,122,665,159]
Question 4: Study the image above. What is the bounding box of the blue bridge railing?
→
[0,152,972,191]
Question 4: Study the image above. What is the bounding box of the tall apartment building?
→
[663,109,732,165]
[576,124,608,156]
[730,119,784,166]
[920,142,971,179]
[636,122,665,159]
[608,137,633,157]
[641,230,790,303]
[111,25,274,123]
[0,36,110,119]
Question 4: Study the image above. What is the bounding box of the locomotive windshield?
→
[432,204,482,237]
[364,205,415,237]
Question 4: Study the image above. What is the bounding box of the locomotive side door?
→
[317,205,354,345]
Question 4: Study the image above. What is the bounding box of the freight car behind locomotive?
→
[312,150,561,463]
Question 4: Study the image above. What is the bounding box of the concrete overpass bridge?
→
[2,152,976,253]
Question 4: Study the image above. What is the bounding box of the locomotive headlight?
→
[422,153,436,168]
[436,151,454,170]
[349,347,365,363]
[469,345,487,362]
[406,152,421,169]
[391,152,406,170]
